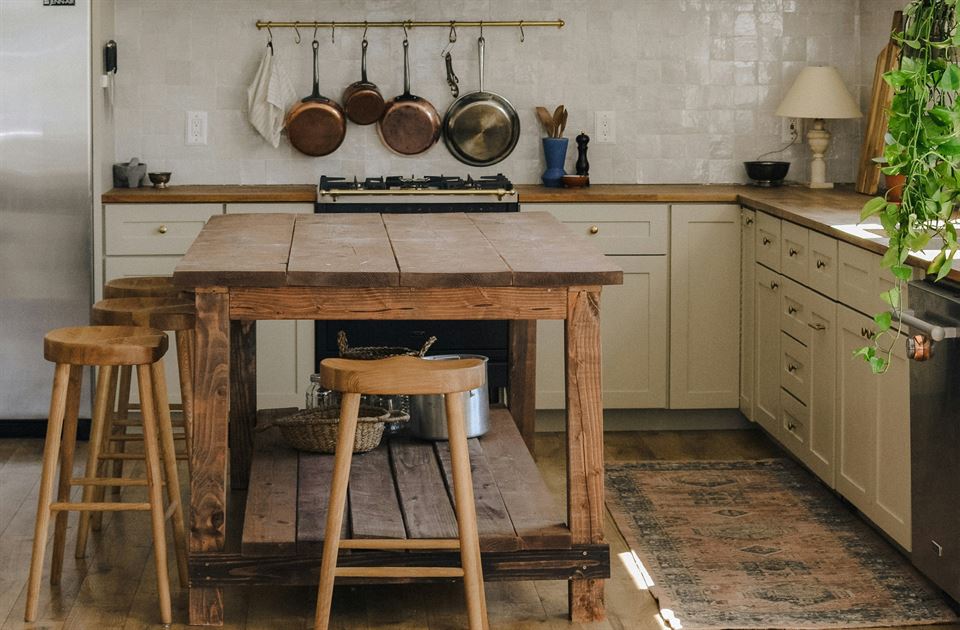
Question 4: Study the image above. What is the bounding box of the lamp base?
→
[808,181,834,189]
[806,118,833,189]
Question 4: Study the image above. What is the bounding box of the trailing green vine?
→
[859,0,960,373]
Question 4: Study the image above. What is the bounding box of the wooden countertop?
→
[101,184,316,204]
[514,183,745,203]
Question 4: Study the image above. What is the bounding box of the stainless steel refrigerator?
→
[0,0,93,422]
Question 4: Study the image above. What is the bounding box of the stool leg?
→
[137,364,172,626]
[50,365,83,584]
[110,365,133,498]
[151,359,189,588]
[314,392,361,630]
[92,366,119,532]
[175,330,194,472]
[75,365,114,560]
[445,391,489,630]
[25,363,73,622]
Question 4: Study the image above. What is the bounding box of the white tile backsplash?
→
[111,0,894,185]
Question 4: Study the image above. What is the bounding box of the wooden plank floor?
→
[3,427,958,629]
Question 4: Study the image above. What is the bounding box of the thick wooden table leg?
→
[229,320,256,490]
[189,287,230,626]
[564,288,606,622]
[508,320,537,453]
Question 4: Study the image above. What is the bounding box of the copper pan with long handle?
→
[286,39,347,156]
[377,39,441,156]
[342,37,385,125]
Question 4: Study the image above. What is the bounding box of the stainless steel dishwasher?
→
[901,279,960,602]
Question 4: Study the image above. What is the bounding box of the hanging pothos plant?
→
[859,0,960,373]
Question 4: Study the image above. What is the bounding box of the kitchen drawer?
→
[838,242,908,316]
[533,203,668,254]
[808,231,839,299]
[781,221,809,284]
[780,277,836,347]
[104,203,223,255]
[781,332,811,404]
[780,388,809,452]
[756,212,781,271]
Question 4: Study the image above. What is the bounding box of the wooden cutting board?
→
[856,11,904,195]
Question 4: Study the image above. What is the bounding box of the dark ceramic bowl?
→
[744,161,790,187]
[148,172,172,189]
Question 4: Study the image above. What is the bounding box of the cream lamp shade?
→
[776,65,861,189]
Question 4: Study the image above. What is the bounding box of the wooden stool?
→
[90,298,195,493]
[103,275,189,300]
[25,326,188,626]
[314,355,490,630]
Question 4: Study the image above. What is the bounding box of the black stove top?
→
[319,174,514,192]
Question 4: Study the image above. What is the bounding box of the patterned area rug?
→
[606,459,959,629]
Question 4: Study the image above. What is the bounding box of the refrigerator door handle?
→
[892,309,959,342]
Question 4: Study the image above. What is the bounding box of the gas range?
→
[316,173,518,212]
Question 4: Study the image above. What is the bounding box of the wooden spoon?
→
[536,106,555,137]
[557,109,568,137]
[552,105,564,136]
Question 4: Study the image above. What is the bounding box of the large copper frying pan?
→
[442,36,520,166]
[378,39,441,155]
[286,39,347,156]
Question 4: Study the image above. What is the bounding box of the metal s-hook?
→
[313,24,319,41]
[519,20,525,43]
[293,21,301,44]
[331,20,336,44]
[479,20,484,39]
[266,24,274,53]
[402,21,409,44]
[362,21,369,43]
[441,21,457,57]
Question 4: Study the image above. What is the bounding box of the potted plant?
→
[859,0,960,372]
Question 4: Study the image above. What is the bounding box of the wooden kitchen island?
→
[173,211,623,626]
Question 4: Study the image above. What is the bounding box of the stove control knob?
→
[589,225,599,235]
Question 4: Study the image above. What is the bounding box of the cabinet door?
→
[536,256,668,409]
[226,203,315,408]
[754,264,781,435]
[837,306,877,513]
[740,209,756,420]
[836,304,910,548]
[874,338,911,549]
[808,231,839,299]
[805,290,837,486]
[669,204,741,408]
[756,212,781,271]
[780,221,809,284]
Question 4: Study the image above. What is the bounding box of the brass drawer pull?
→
[861,327,874,339]
[157,225,168,234]
[787,422,797,432]
[788,305,798,315]
[745,218,754,226]
[816,259,826,269]
[807,322,826,331]
[589,225,599,235]
[789,248,799,257]
[769,281,779,291]
[762,237,771,246]
[787,363,799,373]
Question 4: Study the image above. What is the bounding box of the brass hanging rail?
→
[256,19,564,30]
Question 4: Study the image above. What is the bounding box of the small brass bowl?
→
[148,172,172,189]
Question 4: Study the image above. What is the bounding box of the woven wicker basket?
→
[337,330,437,360]
[272,406,391,453]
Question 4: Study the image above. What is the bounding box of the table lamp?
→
[775,66,862,189]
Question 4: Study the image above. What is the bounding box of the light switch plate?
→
[595,111,615,144]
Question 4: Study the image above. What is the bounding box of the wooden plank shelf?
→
[209,407,609,587]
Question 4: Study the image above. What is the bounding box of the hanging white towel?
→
[247,46,296,148]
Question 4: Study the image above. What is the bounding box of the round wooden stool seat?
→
[43,326,168,366]
[320,355,486,395]
[103,276,190,299]
[91,298,195,331]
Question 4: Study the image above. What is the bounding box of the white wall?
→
[112,1,878,185]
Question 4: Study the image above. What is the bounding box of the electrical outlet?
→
[781,117,801,144]
[186,111,207,145]
[595,111,615,144]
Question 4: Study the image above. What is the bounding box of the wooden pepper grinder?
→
[576,131,590,185]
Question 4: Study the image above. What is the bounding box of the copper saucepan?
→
[378,39,441,155]
[342,38,385,125]
[286,39,347,156]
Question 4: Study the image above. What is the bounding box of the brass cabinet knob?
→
[762,237,771,245]
[589,225,599,235]
[807,322,827,331]
[816,259,826,269]
[770,281,779,290]
[158,225,168,234]
[789,248,799,257]
[787,363,799,373]
[787,422,797,432]
[745,218,754,226]
[788,305,798,315]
